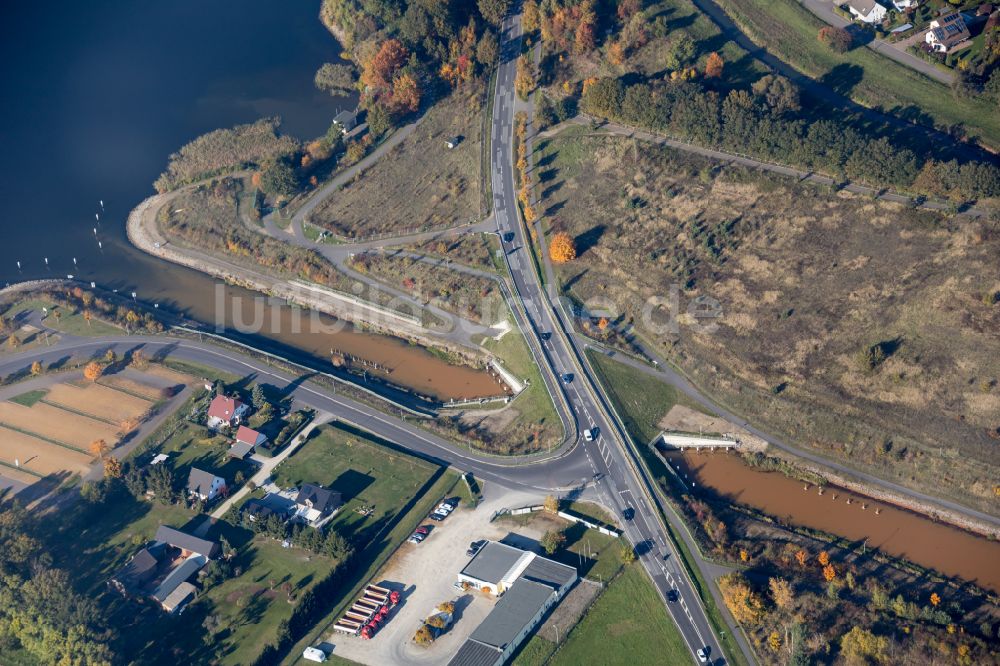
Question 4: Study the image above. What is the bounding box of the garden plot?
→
[0,428,94,477]
[0,401,120,450]
[45,383,152,423]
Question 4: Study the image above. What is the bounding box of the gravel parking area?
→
[323,483,545,666]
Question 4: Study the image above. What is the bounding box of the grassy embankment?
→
[715,0,1000,146]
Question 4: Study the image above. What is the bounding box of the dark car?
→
[443,497,459,509]
[540,332,551,341]
[466,540,486,557]
[562,373,574,383]
[667,589,679,602]
[622,507,635,521]
[502,232,515,243]
[429,512,446,522]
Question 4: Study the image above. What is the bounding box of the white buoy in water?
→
[99,199,104,210]
[16,261,21,270]
[93,228,97,235]
[44,257,48,265]
[98,241,103,249]
[95,213,99,222]
[72,258,77,266]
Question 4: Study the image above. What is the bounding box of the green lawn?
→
[2,297,124,338]
[512,635,558,666]
[271,423,440,545]
[586,349,707,444]
[715,0,1000,146]
[547,564,690,666]
[155,418,253,490]
[9,389,48,407]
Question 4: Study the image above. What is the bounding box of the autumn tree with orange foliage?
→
[597,317,609,331]
[822,564,837,582]
[704,52,724,78]
[818,551,830,566]
[362,39,409,91]
[548,232,576,263]
[769,577,793,608]
[607,40,625,66]
[83,361,104,382]
[718,572,765,625]
[795,549,807,567]
[390,73,422,115]
[515,54,535,100]
[930,592,941,606]
[89,439,111,459]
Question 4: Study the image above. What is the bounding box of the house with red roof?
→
[206,395,249,430]
[229,425,268,459]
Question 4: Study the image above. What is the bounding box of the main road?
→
[488,7,737,665]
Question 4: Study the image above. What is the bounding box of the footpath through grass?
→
[716,0,1000,146]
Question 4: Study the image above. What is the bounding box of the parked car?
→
[443,497,459,509]
[415,525,431,535]
[435,503,454,515]
[467,540,486,557]
[408,532,426,544]
[429,510,448,522]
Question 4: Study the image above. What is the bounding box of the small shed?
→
[303,647,327,663]
[445,136,461,149]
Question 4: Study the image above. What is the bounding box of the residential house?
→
[187,468,227,502]
[154,525,220,559]
[846,0,888,23]
[925,12,971,51]
[229,425,267,459]
[450,542,577,666]
[206,395,249,430]
[293,483,343,526]
[109,543,166,596]
[332,110,357,134]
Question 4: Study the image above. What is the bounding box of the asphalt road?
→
[488,9,736,665]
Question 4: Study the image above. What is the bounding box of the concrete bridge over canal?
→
[659,432,743,451]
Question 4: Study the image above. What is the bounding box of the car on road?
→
[622,507,635,521]
[697,647,709,663]
[667,589,679,602]
[583,427,598,442]
[540,331,551,340]
[562,373,574,383]
[502,232,515,243]
[467,540,486,557]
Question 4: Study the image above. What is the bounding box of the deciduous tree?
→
[30,361,42,376]
[769,577,793,608]
[314,63,356,96]
[104,456,122,479]
[548,232,577,263]
[362,39,409,91]
[818,26,852,53]
[541,529,566,555]
[83,361,104,382]
[704,52,724,78]
[89,439,111,459]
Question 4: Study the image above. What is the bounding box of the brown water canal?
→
[667,450,1000,594]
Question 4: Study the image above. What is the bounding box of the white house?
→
[187,468,226,502]
[206,395,249,430]
[925,12,971,52]
[846,0,888,23]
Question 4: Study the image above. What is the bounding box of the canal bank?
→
[665,448,1000,595]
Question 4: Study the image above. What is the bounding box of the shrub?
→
[817,26,853,53]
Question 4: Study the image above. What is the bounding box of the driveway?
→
[321,482,544,666]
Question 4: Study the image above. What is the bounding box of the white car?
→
[696,647,708,663]
[583,428,596,442]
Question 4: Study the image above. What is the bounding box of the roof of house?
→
[154,525,219,559]
[295,483,342,514]
[160,581,197,612]
[235,425,265,446]
[459,541,530,585]
[469,579,556,648]
[228,441,255,459]
[978,3,994,14]
[848,0,884,13]
[242,498,280,520]
[152,555,206,603]
[334,110,357,124]
[187,468,223,496]
[207,395,244,421]
[447,640,502,666]
[111,545,164,592]
[520,555,578,590]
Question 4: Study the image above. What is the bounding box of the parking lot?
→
[323,483,548,666]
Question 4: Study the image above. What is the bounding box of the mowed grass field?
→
[715,0,1000,146]
[515,564,690,666]
[309,89,485,238]
[272,423,441,545]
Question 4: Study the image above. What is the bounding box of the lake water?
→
[0,0,502,400]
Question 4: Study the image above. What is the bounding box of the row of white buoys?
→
[15,201,106,273]
[803,484,879,514]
